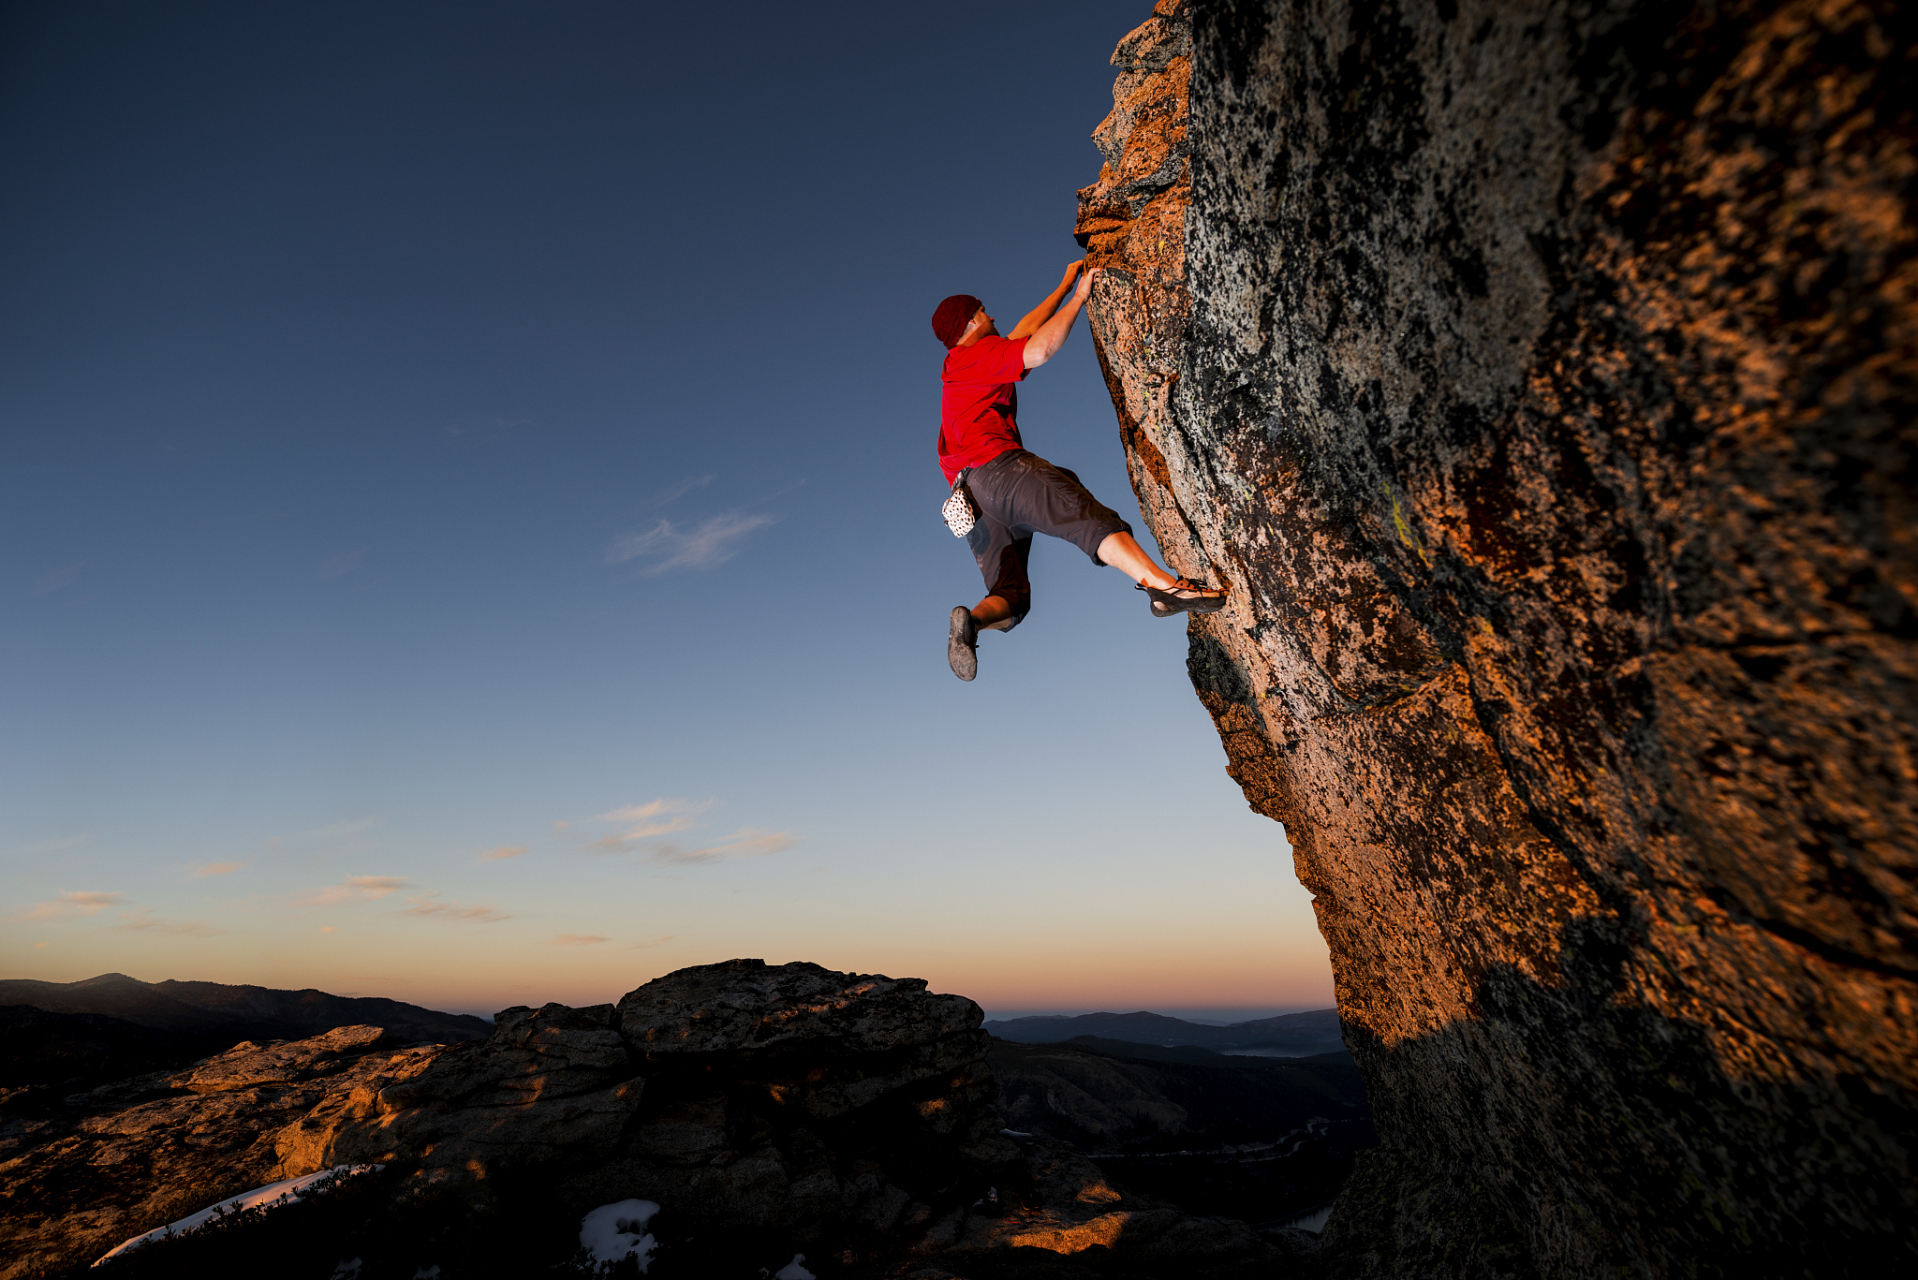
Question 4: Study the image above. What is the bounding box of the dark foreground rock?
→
[0,973,492,1107]
[1078,2,1917,1277]
[2,962,1304,1279]
[990,1037,1372,1226]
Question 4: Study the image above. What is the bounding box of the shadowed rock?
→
[2,961,1295,1278]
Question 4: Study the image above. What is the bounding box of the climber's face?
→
[959,307,998,345]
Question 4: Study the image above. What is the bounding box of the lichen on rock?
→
[1078,1,1917,1276]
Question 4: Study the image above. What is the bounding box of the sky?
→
[0,0,1333,1019]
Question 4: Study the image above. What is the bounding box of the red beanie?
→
[931,294,983,347]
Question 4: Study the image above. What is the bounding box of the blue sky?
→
[0,0,1331,1017]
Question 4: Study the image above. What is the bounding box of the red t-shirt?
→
[937,334,1030,484]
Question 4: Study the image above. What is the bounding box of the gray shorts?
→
[961,449,1132,631]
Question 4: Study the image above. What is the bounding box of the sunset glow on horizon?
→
[0,0,1333,1019]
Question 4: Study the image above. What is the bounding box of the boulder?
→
[276,1002,643,1180]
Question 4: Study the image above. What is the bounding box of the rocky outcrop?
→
[0,1025,415,1278]
[2,961,1293,1278]
[1078,2,1916,1277]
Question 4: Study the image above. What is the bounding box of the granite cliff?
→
[1077,1,1916,1276]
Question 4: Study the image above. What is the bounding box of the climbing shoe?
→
[1137,578,1227,618]
[948,605,978,681]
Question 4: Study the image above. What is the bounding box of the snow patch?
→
[580,1199,660,1273]
[93,1165,373,1266]
[774,1255,816,1280]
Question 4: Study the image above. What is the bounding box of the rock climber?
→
[931,259,1225,682]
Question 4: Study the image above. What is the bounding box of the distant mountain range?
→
[0,972,491,1090]
[982,1008,1343,1055]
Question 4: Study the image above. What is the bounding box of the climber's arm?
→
[1022,266,1096,369]
[1007,261,1085,340]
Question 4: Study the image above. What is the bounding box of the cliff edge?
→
[1077,2,1916,1276]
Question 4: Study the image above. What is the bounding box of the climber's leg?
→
[976,450,1225,612]
[962,455,1036,634]
[1094,531,1178,590]
[1095,530,1227,614]
[970,594,1016,631]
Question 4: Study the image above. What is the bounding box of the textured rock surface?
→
[1078,1,1916,1276]
[273,960,1010,1255]
[0,1026,410,1278]
[1,961,1292,1278]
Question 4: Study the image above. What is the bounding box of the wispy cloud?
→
[294,874,410,908]
[552,933,607,946]
[319,548,370,579]
[397,893,509,923]
[605,513,774,573]
[34,563,85,595]
[625,935,674,950]
[7,890,124,922]
[480,845,528,862]
[118,908,214,935]
[190,861,244,878]
[645,475,714,507]
[647,828,797,865]
[590,799,711,850]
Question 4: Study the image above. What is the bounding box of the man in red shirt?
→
[933,261,1224,681]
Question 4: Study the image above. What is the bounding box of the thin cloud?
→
[319,548,370,579]
[6,890,123,922]
[34,563,84,595]
[647,828,797,865]
[190,861,244,878]
[480,845,528,862]
[552,933,608,946]
[590,799,711,850]
[625,935,675,950]
[397,893,509,923]
[294,875,411,909]
[644,475,714,507]
[605,513,774,573]
[118,908,215,935]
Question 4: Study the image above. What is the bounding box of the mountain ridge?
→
[0,972,490,1049]
[984,1007,1341,1053]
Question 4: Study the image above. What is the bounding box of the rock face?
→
[1,960,1291,1278]
[1078,2,1916,1276]
[0,1025,414,1278]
